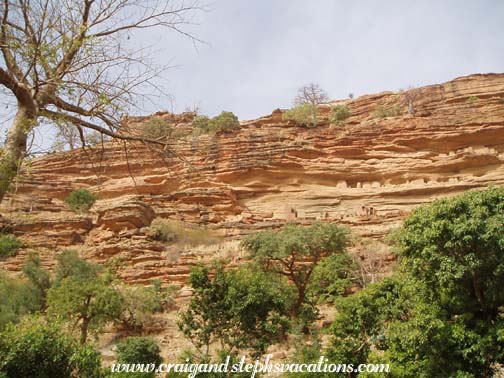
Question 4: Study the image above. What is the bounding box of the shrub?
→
[207,111,240,133]
[467,95,480,102]
[191,115,210,134]
[149,218,220,246]
[141,118,173,140]
[373,104,402,118]
[0,317,102,378]
[64,189,97,212]
[330,105,351,125]
[116,337,161,377]
[116,337,162,365]
[119,285,164,331]
[0,234,21,258]
[192,112,240,135]
[282,103,318,127]
[0,271,41,330]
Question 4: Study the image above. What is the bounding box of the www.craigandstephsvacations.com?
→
[111,355,390,377]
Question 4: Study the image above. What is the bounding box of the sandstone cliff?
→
[2,73,504,285]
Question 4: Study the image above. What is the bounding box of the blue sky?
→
[1,0,503,149]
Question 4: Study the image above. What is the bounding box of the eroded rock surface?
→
[2,73,504,283]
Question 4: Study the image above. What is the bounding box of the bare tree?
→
[52,120,80,151]
[0,0,202,203]
[294,83,329,107]
[401,86,422,115]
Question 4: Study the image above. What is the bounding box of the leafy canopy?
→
[242,222,350,315]
[47,250,123,344]
[178,263,293,358]
[0,317,101,378]
[327,187,504,377]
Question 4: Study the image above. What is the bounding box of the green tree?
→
[178,264,293,358]
[47,250,123,344]
[118,285,164,332]
[0,271,41,330]
[0,317,101,378]
[327,187,504,377]
[22,252,51,309]
[308,253,358,304]
[242,222,350,315]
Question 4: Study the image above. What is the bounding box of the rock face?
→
[2,73,504,283]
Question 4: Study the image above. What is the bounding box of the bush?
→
[119,285,164,331]
[0,317,102,378]
[191,115,211,134]
[116,337,162,378]
[0,234,20,258]
[0,271,41,330]
[330,105,351,125]
[149,218,220,246]
[64,189,97,212]
[207,111,240,133]
[116,337,162,365]
[192,112,240,135]
[467,95,480,102]
[283,104,318,127]
[142,118,173,140]
[373,104,402,118]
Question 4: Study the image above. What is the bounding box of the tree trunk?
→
[293,285,306,316]
[0,104,37,203]
[80,316,91,345]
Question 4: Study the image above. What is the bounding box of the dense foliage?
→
[242,222,351,316]
[64,189,97,212]
[0,271,41,330]
[326,187,504,377]
[115,337,162,378]
[178,264,293,358]
[0,317,102,378]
